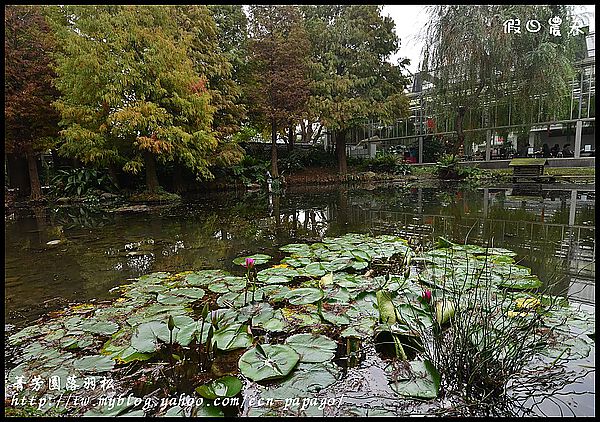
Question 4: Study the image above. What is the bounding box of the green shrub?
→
[50,167,117,197]
[362,153,412,175]
[230,155,270,186]
[279,148,336,172]
[435,154,480,180]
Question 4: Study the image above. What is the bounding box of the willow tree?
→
[303,5,410,174]
[247,5,311,179]
[5,5,60,200]
[50,5,217,193]
[421,5,581,154]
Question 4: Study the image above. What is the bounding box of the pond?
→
[4,182,595,416]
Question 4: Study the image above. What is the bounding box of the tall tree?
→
[170,5,246,191]
[303,5,410,174]
[50,5,217,193]
[5,5,60,200]
[421,5,580,154]
[247,5,311,179]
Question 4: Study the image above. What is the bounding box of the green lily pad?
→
[80,320,120,336]
[130,321,165,353]
[321,310,350,326]
[260,285,292,302]
[238,344,300,382]
[351,249,372,262]
[156,293,194,305]
[241,303,287,332]
[259,275,292,285]
[261,362,339,400]
[170,287,206,299]
[196,375,243,400]
[212,324,252,351]
[282,307,322,328]
[208,282,230,294]
[341,317,377,339]
[388,360,440,399]
[285,333,337,363]
[285,288,324,305]
[323,258,353,272]
[351,261,369,271]
[233,254,272,266]
[280,243,312,256]
[281,256,312,268]
[73,355,115,373]
[498,274,543,290]
[184,270,230,286]
[303,262,328,277]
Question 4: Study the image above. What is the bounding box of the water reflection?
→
[5,184,595,325]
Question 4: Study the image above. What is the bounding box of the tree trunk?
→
[271,118,279,178]
[172,164,185,194]
[26,147,43,201]
[6,153,30,197]
[455,106,466,156]
[143,150,160,193]
[108,164,120,190]
[287,125,295,152]
[335,129,347,175]
[300,120,308,144]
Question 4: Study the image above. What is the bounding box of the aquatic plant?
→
[4,233,594,417]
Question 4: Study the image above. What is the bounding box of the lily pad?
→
[284,333,337,363]
[281,256,312,268]
[321,310,350,326]
[303,262,328,277]
[80,320,120,336]
[261,362,338,400]
[196,375,243,400]
[170,287,206,299]
[73,355,115,373]
[285,288,324,305]
[233,254,272,266]
[388,360,440,399]
[212,324,252,351]
[280,243,312,256]
[238,344,300,382]
[498,274,542,290]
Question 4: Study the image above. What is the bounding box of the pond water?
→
[4,182,595,416]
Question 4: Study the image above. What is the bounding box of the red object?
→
[422,290,432,303]
[426,118,435,130]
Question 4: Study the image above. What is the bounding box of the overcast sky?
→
[382,4,596,75]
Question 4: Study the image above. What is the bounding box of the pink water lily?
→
[244,257,255,269]
[422,289,432,303]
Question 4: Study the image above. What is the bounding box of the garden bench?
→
[509,158,554,183]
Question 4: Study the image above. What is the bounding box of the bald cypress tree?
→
[247,5,311,179]
[50,5,218,193]
[303,5,410,175]
[5,5,60,200]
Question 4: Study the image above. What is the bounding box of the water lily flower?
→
[244,258,255,269]
[422,289,432,303]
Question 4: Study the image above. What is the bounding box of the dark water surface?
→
[4,182,595,415]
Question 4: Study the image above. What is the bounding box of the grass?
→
[543,167,595,176]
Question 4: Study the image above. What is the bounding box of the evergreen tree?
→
[303,5,410,174]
